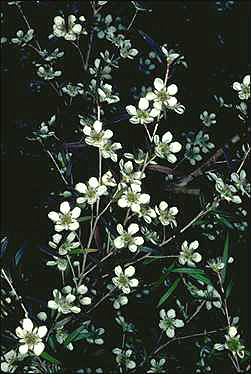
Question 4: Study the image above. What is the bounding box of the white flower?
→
[161,44,180,65]
[155,201,178,227]
[119,40,138,60]
[100,140,122,162]
[48,232,80,255]
[75,177,107,205]
[118,184,150,213]
[146,78,178,111]
[112,348,136,369]
[178,240,202,267]
[214,326,245,359]
[15,318,47,356]
[48,289,81,314]
[126,98,160,125]
[11,29,34,46]
[206,257,225,273]
[48,201,81,232]
[205,285,222,310]
[231,170,250,197]
[53,15,87,41]
[147,358,166,373]
[215,179,242,204]
[119,159,145,187]
[37,65,62,80]
[113,223,144,252]
[112,265,139,294]
[137,204,157,224]
[154,131,182,163]
[200,111,216,127]
[62,83,84,97]
[83,120,113,147]
[1,350,24,373]
[159,309,184,338]
[98,83,120,104]
[233,74,250,100]
[102,170,117,187]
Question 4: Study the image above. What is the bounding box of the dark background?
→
[1,1,250,372]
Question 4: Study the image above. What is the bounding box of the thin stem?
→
[84,29,94,71]
[67,256,78,289]
[1,269,28,317]
[79,251,114,282]
[144,124,152,143]
[72,41,86,70]
[87,287,116,313]
[127,10,138,31]
[236,145,250,174]
[46,150,68,186]
[154,327,226,355]
[17,4,41,51]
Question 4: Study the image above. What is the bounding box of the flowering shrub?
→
[1,1,250,373]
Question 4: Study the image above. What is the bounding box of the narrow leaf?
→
[157,278,180,307]
[40,351,61,365]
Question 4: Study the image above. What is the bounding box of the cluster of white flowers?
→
[53,15,87,41]
[15,318,47,356]
[159,308,184,338]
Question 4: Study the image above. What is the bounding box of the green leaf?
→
[222,232,229,283]
[171,268,212,286]
[63,326,90,347]
[77,216,92,223]
[69,248,98,255]
[157,278,180,307]
[48,336,56,352]
[40,351,61,365]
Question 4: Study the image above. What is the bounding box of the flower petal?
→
[88,177,99,189]
[159,201,168,211]
[154,78,164,91]
[170,141,182,153]
[126,105,137,116]
[167,84,178,95]
[232,82,241,91]
[162,131,173,143]
[19,344,29,355]
[68,222,79,231]
[167,309,176,318]
[16,326,25,338]
[33,342,45,356]
[22,318,33,332]
[138,98,149,110]
[243,74,250,86]
[167,96,177,107]
[134,236,144,246]
[128,223,139,235]
[37,326,47,338]
[75,183,87,194]
[48,212,59,222]
[129,278,139,287]
[114,265,123,276]
[60,201,70,214]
